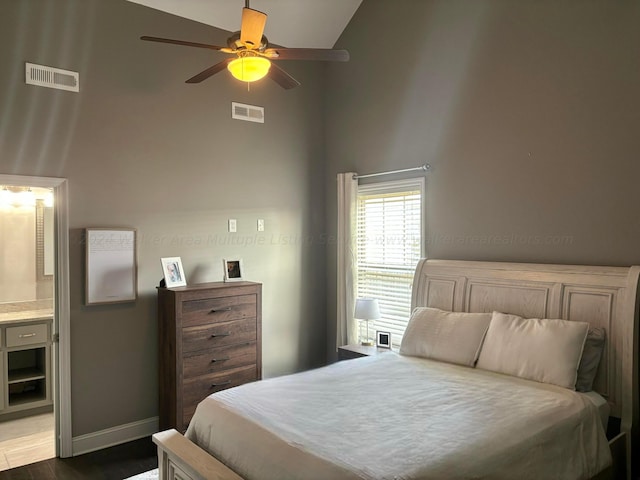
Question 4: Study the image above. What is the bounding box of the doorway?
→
[0,174,71,467]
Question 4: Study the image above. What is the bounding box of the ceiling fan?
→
[141,0,350,90]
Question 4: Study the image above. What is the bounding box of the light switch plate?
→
[257,219,264,232]
[228,219,237,233]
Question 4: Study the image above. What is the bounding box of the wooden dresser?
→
[157,281,262,432]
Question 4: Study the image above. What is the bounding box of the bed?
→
[153,259,640,480]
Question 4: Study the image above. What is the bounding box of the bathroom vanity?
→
[0,311,53,420]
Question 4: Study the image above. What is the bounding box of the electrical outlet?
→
[257,219,265,232]
[228,219,237,233]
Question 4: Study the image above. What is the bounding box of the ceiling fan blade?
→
[239,7,267,49]
[264,48,350,62]
[267,63,301,90]
[140,36,227,51]
[185,58,233,83]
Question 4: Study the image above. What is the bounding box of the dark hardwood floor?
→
[0,436,157,480]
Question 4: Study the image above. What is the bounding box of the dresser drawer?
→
[6,323,49,347]
[182,365,258,429]
[181,295,256,327]
[182,318,256,353]
[183,342,257,379]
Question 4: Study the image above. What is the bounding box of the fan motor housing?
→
[228,31,268,52]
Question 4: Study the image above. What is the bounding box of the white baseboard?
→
[72,416,159,456]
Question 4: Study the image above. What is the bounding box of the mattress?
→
[582,390,610,431]
[186,353,611,480]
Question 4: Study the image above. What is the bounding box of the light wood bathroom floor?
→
[0,413,54,471]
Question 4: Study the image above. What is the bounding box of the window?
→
[356,178,423,347]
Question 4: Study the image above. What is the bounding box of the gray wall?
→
[325,0,640,357]
[0,0,326,437]
[4,0,639,440]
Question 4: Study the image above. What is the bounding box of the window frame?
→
[355,177,425,347]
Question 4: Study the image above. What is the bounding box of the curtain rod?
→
[353,164,430,180]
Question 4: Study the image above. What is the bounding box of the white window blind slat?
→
[356,178,423,347]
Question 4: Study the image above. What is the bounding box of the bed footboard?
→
[152,427,619,480]
[152,429,244,480]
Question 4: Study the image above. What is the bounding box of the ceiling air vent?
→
[232,102,264,124]
[25,62,79,92]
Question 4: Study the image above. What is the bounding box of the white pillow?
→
[399,307,492,367]
[476,311,589,389]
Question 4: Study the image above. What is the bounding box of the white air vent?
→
[232,102,264,123]
[25,62,79,92]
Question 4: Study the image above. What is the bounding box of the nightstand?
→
[338,344,391,361]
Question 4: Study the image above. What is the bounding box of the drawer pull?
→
[211,357,230,363]
[211,381,231,388]
[210,332,232,338]
[209,307,232,313]
[18,333,38,338]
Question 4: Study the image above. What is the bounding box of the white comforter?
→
[186,353,611,479]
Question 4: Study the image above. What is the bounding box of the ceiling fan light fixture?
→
[140,1,349,89]
[227,56,271,83]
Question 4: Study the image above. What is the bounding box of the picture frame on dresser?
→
[376,331,391,348]
[161,257,187,288]
[223,258,243,282]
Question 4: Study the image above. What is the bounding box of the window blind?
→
[356,179,423,347]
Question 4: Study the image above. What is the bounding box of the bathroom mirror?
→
[43,206,53,275]
[36,200,54,279]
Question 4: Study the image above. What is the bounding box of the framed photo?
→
[376,331,391,349]
[85,228,137,305]
[161,257,187,288]
[223,258,243,282]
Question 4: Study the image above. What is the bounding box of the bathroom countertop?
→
[0,309,53,325]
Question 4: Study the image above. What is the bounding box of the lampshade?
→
[227,56,271,83]
[354,298,381,320]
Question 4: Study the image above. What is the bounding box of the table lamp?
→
[354,298,381,346]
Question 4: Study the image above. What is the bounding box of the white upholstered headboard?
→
[411,259,639,437]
